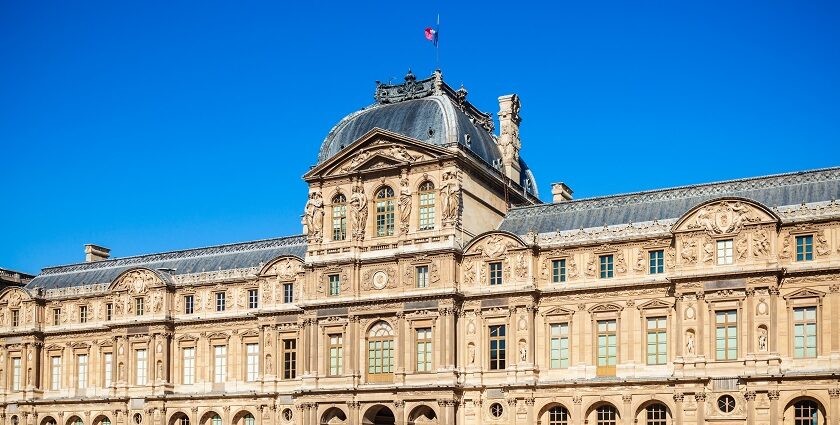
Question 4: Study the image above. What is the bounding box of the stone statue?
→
[349,183,368,240]
[758,328,768,352]
[302,191,324,241]
[518,342,527,362]
[399,171,411,234]
[265,355,273,374]
[468,344,476,365]
[686,333,695,355]
[118,362,125,381]
[440,171,460,224]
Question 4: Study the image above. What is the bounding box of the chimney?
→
[85,244,110,262]
[497,94,522,184]
[551,182,574,202]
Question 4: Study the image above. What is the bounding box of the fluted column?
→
[830,388,840,425]
[768,390,780,425]
[673,393,684,425]
[695,393,706,425]
[745,391,756,425]
[622,395,632,425]
[394,400,405,425]
[572,396,583,425]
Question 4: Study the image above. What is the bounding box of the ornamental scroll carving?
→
[113,269,161,295]
[263,258,304,281]
[339,143,421,173]
[686,201,765,235]
[302,190,324,243]
[350,182,368,241]
[440,171,461,226]
[317,268,350,294]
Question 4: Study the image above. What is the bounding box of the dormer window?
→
[375,186,395,237]
[332,194,347,241]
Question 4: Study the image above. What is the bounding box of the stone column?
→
[525,397,535,424]
[830,388,840,425]
[395,312,405,380]
[746,289,756,354]
[572,396,583,425]
[622,395,632,425]
[394,400,405,425]
[831,286,840,353]
[673,393,684,425]
[695,393,706,425]
[745,391,756,425]
[294,405,306,425]
[349,316,359,385]
[768,390,780,425]
[310,319,319,377]
[300,320,310,375]
[769,287,779,353]
[347,402,360,425]
[697,292,707,358]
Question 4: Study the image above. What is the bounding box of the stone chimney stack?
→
[551,182,574,203]
[497,94,522,184]
[85,244,110,262]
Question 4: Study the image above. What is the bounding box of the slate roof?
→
[26,235,307,290]
[499,167,840,235]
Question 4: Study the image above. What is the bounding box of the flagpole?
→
[436,14,440,70]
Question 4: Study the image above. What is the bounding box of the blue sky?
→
[1,1,838,274]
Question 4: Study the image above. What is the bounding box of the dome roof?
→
[318,70,538,196]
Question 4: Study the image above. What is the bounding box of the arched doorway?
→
[168,412,190,425]
[785,398,825,425]
[538,403,570,425]
[407,405,438,424]
[92,415,112,425]
[362,405,395,425]
[41,417,57,425]
[320,407,347,425]
[232,411,256,425]
[66,417,84,425]
[199,412,222,425]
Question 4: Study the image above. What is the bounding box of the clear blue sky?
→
[2,1,838,274]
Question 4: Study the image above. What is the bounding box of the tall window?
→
[53,308,61,325]
[213,345,227,383]
[106,303,113,321]
[649,250,664,274]
[329,334,343,376]
[184,295,194,314]
[246,343,259,381]
[281,283,293,303]
[282,339,297,380]
[550,323,570,368]
[375,186,396,237]
[11,309,18,327]
[794,306,817,358]
[715,310,738,360]
[548,406,569,425]
[51,356,61,390]
[418,181,435,230]
[416,328,432,372]
[716,239,734,265]
[77,354,88,388]
[182,348,195,384]
[332,194,347,241]
[599,255,614,279]
[135,297,144,316]
[489,324,506,370]
[11,358,21,390]
[646,403,668,425]
[215,292,226,312]
[136,349,147,385]
[416,266,429,288]
[211,415,221,425]
[793,400,820,425]
[796,235,814,262]
[597,320,617,374]
[367,321,395,377]
[329,274,340,296]
[79,305,88,323]
[596,405,618,425]
[489,262,503,286]
[646,317,667,365]
[103,353,112,387]
[552,259,566,283]
[248,289,259,309]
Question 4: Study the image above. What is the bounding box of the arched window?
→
[73,418,84,425]
[178,417,189,425]
[794,400,820,425]
[332,194,347,241]
[596,405,617,425]
[418,181,435,230]
[367,321,394,381]
[645,403,667,425]
[375,186,395,237]
[100,419,111,425]
[548,406,569,425]
[211,416,221,425]
[243,414,254,425]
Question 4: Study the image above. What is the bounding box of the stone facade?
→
[2,71,840,425]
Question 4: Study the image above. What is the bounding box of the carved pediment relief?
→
[465,232,525,258]
[0,288,29,307]
[260,256,304,281]
[176,334,198,342]
[541,306,575,317]
[783,288,825,300]
[637,299,673,310]
[111,268,165,294]
[589,303,623,314]
[674,198,778,235]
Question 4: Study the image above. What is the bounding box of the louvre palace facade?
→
[2,70,840,425]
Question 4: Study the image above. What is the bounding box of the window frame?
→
[418,181,436,231]
[795,235,814,262]
[551,258,567,283]
[182,347,195,385]
[331,194,348,241]
[649,250,664,274]
[645,316,667,365]
[599,255,614,279]
[215,292,226,312]
[328,333,343,376]
[282,339,297,380]
[184,295,194,315]
[283,282,294,303]
[367,321,395,382]
[134,297,144,316]
[50,355,61,390]
[213,345,227,383]
[792,303,819,359]
[416,265,429,288]
[549,322,570,369]
[716,239,734,265]
[328,274,341,296]
[135,349,147,385]
[245,343,259,381]
[415,327,433,373]
[715,309,738,360]
[375,186,396,237]
[489,262,503,286]
[248,288,259,309]
[488,324,507,370]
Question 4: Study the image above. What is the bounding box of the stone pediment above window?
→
[783,288,825,300]
[176,334,198,343]
[110,268,168,295]
[673,198,779,236]
[637,299,673,311]
[259,256,304,281]
[588,303,623,314]
[541,306,575,317]
[304,128,454,180]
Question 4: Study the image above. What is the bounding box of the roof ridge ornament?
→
[375,69,437,104]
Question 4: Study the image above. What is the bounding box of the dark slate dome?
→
[318,70,538,197]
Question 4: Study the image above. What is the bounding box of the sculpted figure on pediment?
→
[753,231,770,258]
[681,238,698,265]
[736,236,749,260]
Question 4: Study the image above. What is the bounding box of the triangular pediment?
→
[637,299,673,310]
[589,303,623,313]
[784,288,825,300]
[304,128,454,180]
[542,306,575,317]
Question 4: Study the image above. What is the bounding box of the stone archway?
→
[362,405,395,425]
[320,408,347,425]
[407,405,438,425]
[40,417,58,425]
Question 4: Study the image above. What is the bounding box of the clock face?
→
[372,271,388,289]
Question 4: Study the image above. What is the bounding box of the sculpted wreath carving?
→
[689,201,763,235]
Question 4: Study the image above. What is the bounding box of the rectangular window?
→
[51,356,61,390]
[550,323,569,368]
[248,289,259,309]
[136,349,147,385]
[79,305,87,323]
[103,352,112,387]
[489,262,503,286]
[793,306,817,358]
[246,343,259,381]
[106,303,113,321]
[717,239,734,265]
[599,255,614,279]
[796,235,814,262]
[184,295,194,314]
[597,320,617,372]
[213,345,227,383]
[416,266,429,288]
[551,259,567,283]
[53,308,61,325]
[329,274,340,296]
[715,310,738,360]
[283,283,294,303]
[215,292,226,312]
[367,336,394,375]
[135,297,144,316]
[11,309,19,327]
[12,358,21,390]
[182,347,195,384]
[282,339,297,380]
[418,188,435,230]
[646,317,667,365]
[375,194,395,237]
[489,325,506,370]
[416,328,432,372]
[77,354,88,388]
[649,250,664,274]
[332,201,347,241]
[329,334,343,376]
